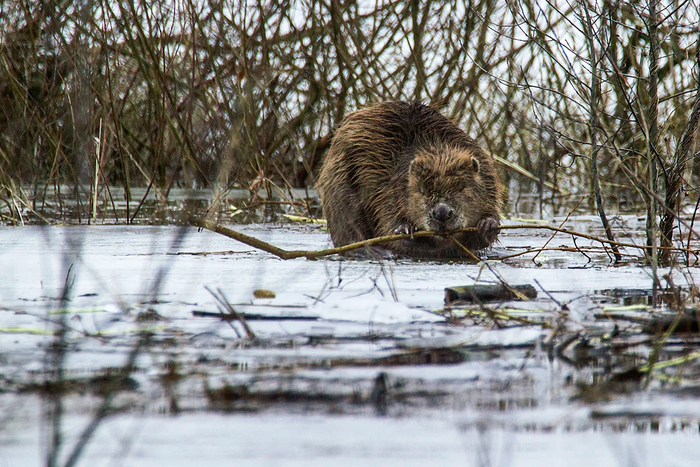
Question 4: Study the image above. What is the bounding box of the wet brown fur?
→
[317,101,505,258]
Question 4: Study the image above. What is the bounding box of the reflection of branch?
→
[191,217,700,261]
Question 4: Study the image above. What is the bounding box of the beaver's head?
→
[407,145,487,233]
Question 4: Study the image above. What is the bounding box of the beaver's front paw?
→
[477,217,500,244]
[393,223,416,237]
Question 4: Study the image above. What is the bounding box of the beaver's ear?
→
[471,157,480,174]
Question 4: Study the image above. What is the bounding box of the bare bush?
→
[0,0,698,255]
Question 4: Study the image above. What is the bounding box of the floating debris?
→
[282,214,326,224]
[253,289,276,299]
[445,284,537,304]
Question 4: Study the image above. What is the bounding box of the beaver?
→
[317,101,505,259]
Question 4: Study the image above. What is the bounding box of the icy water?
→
[1,219,700,466]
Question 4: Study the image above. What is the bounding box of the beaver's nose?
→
[431,203,453,224]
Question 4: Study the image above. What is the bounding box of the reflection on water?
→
[6,185,321,225]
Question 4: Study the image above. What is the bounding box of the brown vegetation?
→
[0,0,698,262]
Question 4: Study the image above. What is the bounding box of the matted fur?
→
[317,101,504,258]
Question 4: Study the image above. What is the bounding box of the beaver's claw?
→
[477,217,500,244]
[393,223,416,237]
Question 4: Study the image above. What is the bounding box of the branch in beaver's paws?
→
[191,216,479,260]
